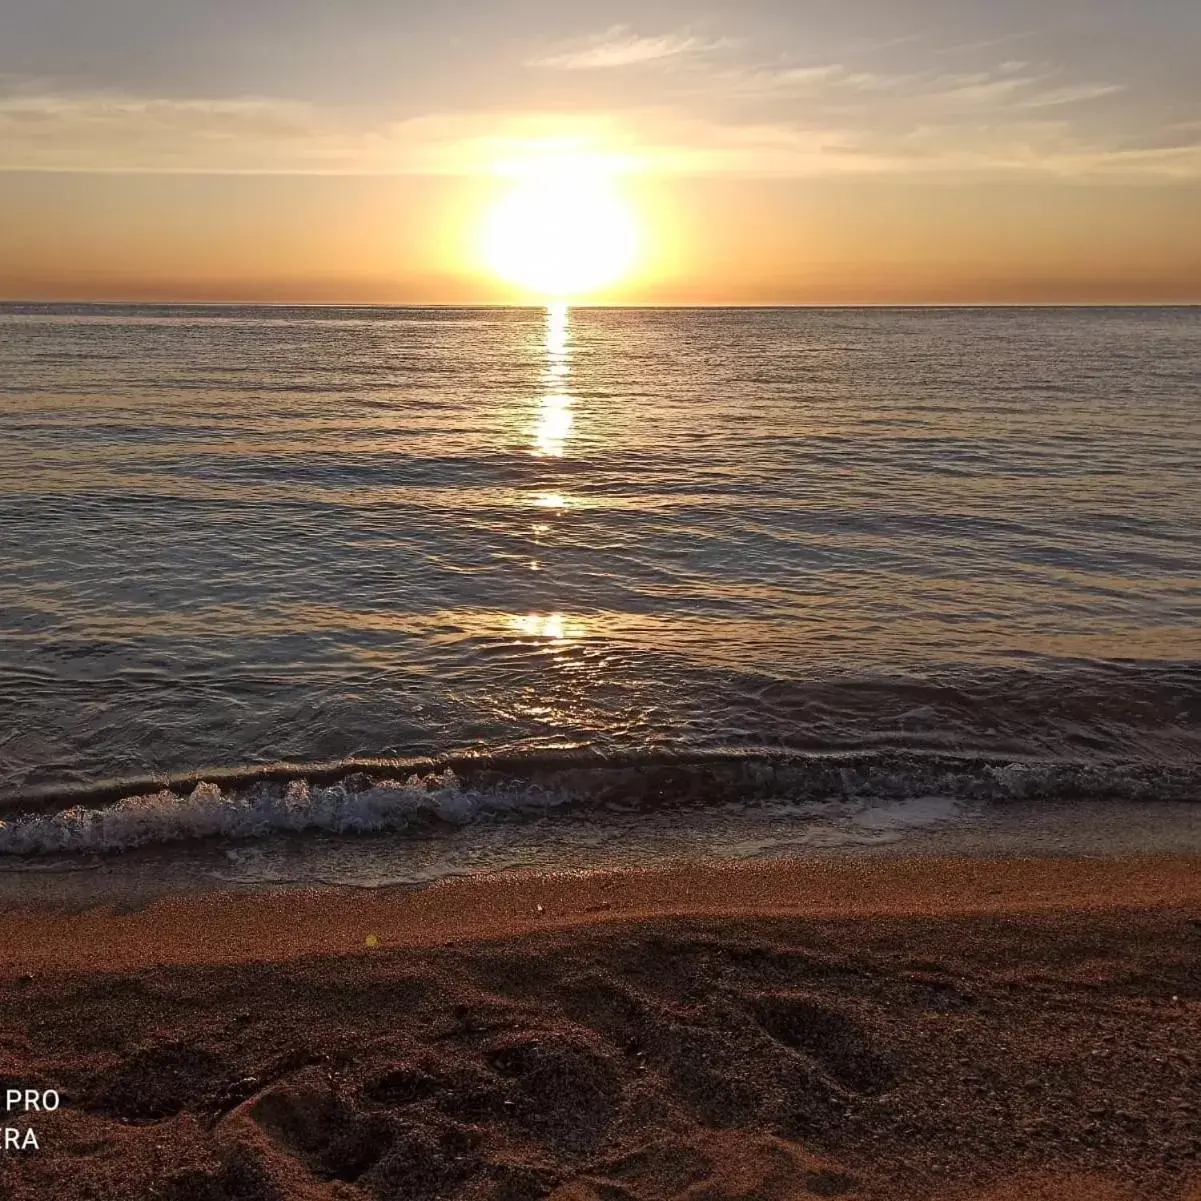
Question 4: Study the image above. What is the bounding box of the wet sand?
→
[2,856,1201,1199]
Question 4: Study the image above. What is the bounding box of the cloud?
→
[0,78,1195,182]
[701,58,1125,114]
[528,26,729,70]
[0,85,661,175]
[1010,82,1125,109]
[0,86,358,173]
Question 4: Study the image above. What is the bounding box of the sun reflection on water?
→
[511,612,572,642]
[514,307,586,661]
[534,302,574,458]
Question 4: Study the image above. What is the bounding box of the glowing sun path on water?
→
[535,301,573,458]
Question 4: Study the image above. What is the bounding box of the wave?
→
[1,749,1198,858]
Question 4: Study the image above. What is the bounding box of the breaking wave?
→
[1,749,1198,857]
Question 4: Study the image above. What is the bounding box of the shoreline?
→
[4,852,1201,976]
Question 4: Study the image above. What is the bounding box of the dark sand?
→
[2,856,1201,1200]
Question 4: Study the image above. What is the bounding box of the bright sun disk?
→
[481,159,639,300]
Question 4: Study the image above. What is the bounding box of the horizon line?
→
[2,299,1199,310]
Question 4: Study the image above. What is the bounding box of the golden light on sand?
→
[481,157,640,300]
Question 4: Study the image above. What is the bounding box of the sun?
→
[481,158,640,300]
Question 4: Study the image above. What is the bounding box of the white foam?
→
[0,752,1192,859]
[0,771,568,856]
[850,795,961,830]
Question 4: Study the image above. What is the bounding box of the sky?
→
[1,0,1199,303]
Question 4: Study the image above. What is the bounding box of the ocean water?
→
[0,303,1198,877]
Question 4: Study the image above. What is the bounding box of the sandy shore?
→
[2,856,1201,1199]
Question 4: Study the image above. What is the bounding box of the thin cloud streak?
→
[696,57,1125,112]
[0,77,1194,181]
[528,26,731,70]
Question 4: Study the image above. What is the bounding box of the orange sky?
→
[2,1,1199,304]
[3,171,1198,305]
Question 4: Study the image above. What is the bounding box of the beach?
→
[2,34,1200,1200]
[3,855,1201,1200]
[1,305,1198,1197]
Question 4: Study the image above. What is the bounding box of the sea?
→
[1,303,1198,891]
